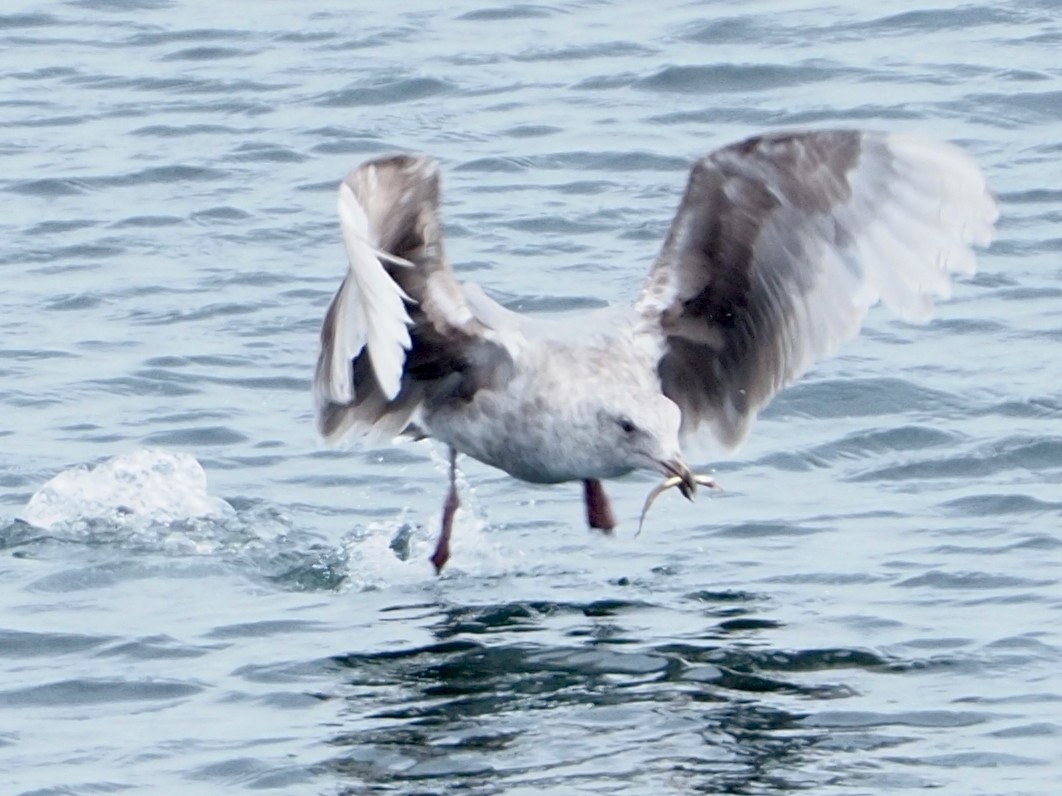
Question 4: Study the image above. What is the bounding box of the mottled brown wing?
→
[633,130,997,449]
[314,154,511,442]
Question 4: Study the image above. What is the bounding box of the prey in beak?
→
[660,457,698,499]
[638,457,718,535]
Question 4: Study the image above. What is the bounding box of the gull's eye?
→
[617,416,637,435]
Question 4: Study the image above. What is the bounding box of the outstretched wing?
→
[314,154,513,442]
[633,130,997,449]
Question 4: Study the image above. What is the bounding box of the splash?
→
[20,449,235,530]
[13,449,511,592]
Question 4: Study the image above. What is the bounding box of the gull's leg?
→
[430,446,459,574]
[583,479,615,533]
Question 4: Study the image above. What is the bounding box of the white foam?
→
[20,449,235,530]
[341,502,511,591]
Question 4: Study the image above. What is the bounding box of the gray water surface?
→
[2,1,1061,794]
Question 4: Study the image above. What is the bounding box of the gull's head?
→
[593,390,695,496]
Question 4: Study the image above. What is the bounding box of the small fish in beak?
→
[638,462,718,535]
[660,457,698,500]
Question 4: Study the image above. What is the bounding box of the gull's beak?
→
[639,457,720,536]
[660,456,697,501]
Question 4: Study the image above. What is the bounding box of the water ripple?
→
[0,678,202,707]
[939,493,1062,516]
[0,629,112,657]
[160,45,249,62]
[458,5,558,22]
[635,62,852,94]
[852,436,1062,482]
[316,76,455,107]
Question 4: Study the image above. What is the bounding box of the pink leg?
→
[583,479,615,533]
[430,448,459,574]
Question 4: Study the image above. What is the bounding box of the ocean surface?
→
[2,0,1060,793]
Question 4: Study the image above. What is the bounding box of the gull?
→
[313,130,997,573]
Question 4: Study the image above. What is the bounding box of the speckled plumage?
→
[313,131,997,571]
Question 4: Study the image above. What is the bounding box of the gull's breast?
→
[424,379,631,485]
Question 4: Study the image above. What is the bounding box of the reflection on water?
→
[323,596,999,793]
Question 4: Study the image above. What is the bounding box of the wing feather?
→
[314,154,513,443]
[328,180,413,402]
[633,129,998,449]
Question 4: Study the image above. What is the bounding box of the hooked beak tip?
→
[661,456,696,500]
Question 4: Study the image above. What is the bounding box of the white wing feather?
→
[327,180,413,403]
